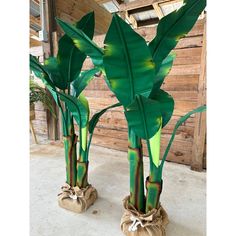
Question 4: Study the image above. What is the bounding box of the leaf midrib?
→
[67,14,93,84]
[114,16,135,103]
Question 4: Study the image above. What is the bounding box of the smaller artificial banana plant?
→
[56,0,206,215]
[30,12,119,193]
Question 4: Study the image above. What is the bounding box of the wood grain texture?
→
[191,22,206,171]
[55,0,112,35]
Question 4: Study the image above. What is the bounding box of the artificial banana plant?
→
[30,12,120,191]
[57,0,206,214]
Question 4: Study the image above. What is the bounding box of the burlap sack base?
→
[121,196,169,236]
[58,183,98,213]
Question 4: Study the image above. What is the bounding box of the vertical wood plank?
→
[191,20,206,171]
[42,0,60,140]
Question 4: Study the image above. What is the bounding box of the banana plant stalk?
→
[30,12,98,188]
[128,127,145,213]
[57,0,206,213]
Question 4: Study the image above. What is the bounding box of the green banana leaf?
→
[56,18,103,67]
[103,14,156,107]
[89,102,122,134]
[76,11,95,39]
[44,57,67,90]
[72,67,101,97]
[58,92,89,128]
[57,12,95,84]
[149,0,206,73]
[30,55,54,88]
[156,105,206,180]
[149,89,174,128]
[124,95,162,140]
[30,55,60,105]
[30,55,44,78]
[149,53,175,98]
[30,55,68,134]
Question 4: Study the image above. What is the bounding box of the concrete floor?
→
[30,140,206,236]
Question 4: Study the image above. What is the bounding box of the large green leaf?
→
[149,0,206,73]
[56,18,103,67]
[58,92,89,128]
[149,89,174,128]
[125,95,162,140]
[89,102,122,134]
[44,57,67,90]
[57,12,95,84]
[71,67,101,97]
[149,53,175,98]
[103,14,156,107]
[30,55,60,106]
[30,55,68,133]
[30,55,54,88]
[156,105,206,181]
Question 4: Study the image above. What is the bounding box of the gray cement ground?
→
[30,140,206,236]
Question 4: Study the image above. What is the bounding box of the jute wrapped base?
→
[58,183,98,213]
[121,196,169,236]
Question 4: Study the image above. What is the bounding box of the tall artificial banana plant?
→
[57,0,206,213]
[30,12,120,191]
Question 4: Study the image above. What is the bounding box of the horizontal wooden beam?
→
[115,0,124,5]
[137,17,159,27]
[120,0,160,11]
[125,11,137,28]
[94,0,111,3]
[128,5,154,15]
[94,0,124,5]
[159,0,182,7]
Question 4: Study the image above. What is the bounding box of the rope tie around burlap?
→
[58,183,98,213]
[121,196,169,236]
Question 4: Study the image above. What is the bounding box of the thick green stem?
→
[63,134,77,187]
[77,161,89,188]
[77,125,89,188]
[146,123,162,212]
[128,128,145,213]
[145,177,162,212]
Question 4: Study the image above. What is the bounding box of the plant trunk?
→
[77,126,89,188]
[145,161,163,212]
[63,134,77,187]
[128,128,145,213]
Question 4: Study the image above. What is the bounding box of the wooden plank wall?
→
[82,18,206,166]
[31,18,206,168]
